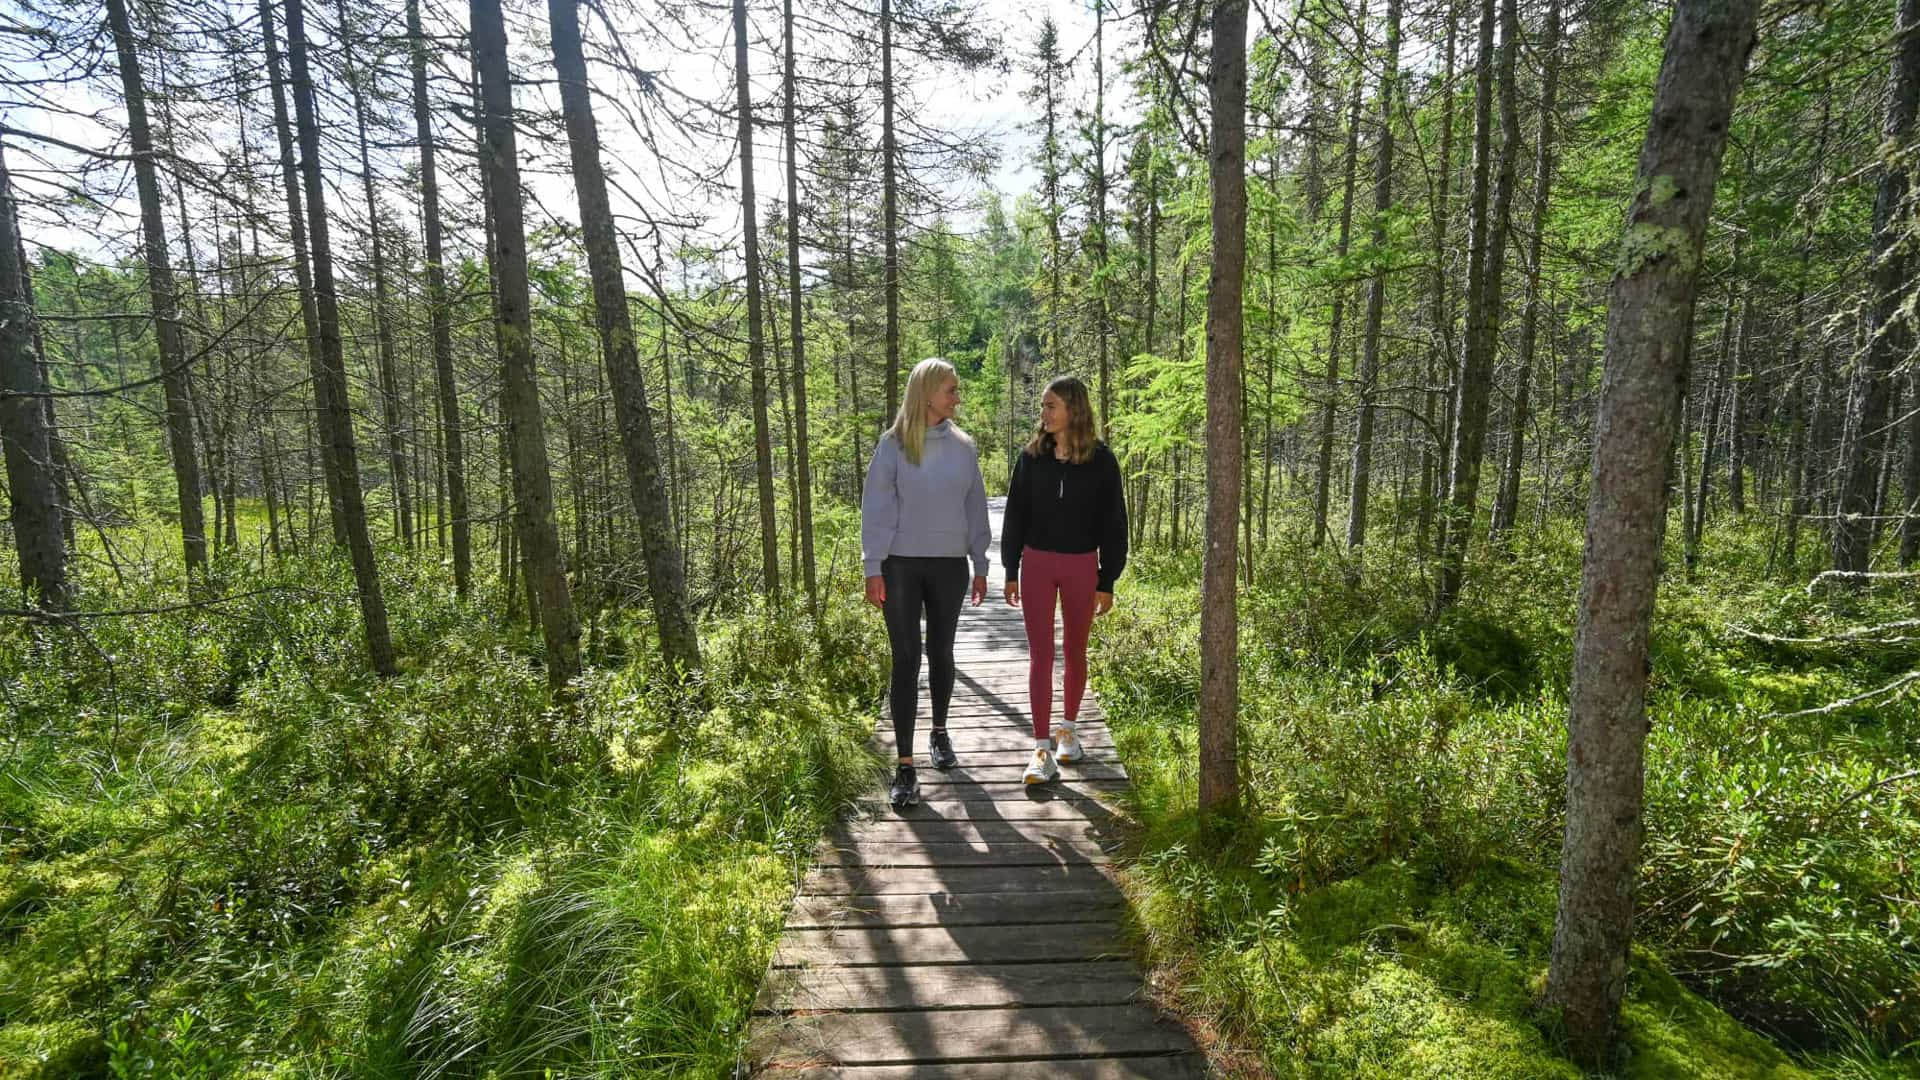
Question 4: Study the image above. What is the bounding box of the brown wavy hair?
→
[1023,375,1098,465]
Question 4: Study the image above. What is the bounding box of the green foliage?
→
[1094,521,1920,1077]
[0,542,886,1076]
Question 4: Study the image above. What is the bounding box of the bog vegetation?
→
[0,0,1916,1073]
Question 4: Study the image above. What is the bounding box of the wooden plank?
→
[756,960,1146,1013]
[835,819,1125,846]
[747,1004,1196,1067]
[816,840,1112,868]
[856,787,1125,810]
[914,766,1130,783]
[802,864,1116,897]
[762,1057,1205,1080]
[772,921,1123,967]
[887,731,1117,754]
[786,889,1124,930]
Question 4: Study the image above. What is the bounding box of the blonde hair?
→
[888,357,971,465]
[1023,375,1098,465]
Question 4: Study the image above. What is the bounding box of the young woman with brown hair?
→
[1001,375,1128,784]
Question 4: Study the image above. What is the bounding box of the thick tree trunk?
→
[1345,0,1401,556]
[550,0,702,671]
[1200,0,1248,819]
[1834,0,1920,573]
[1901,368,1920,565]
[0,140,69,611]
[408,0,471,597]
[339,0,414,549]
[783,0,818,614]
[285,0,397,674]
[1544,0,1757,1061]
[106,0,206,583]
[734,0,782,597]
[471,0,581,687]
[1491,0,1561,544]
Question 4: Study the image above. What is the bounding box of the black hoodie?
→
[1001,439,1129,593]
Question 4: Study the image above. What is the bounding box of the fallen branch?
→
[1806,569,1920,596]
[1731,618,1920,646]
[1764,670,1920,719]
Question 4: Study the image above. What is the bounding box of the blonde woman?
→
[861,358,992,808]
[1002,375,1128,784]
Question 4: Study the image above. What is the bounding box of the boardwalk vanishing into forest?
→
[743,499,1203,1077]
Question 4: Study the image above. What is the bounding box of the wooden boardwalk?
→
[743,499,1203,1077]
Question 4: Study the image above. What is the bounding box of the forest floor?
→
[1091,514,1919,1078]
[1,509,1916,1077]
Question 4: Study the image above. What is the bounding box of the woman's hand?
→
[1093,591,1114,617]
[1004,580,1021,607]
[865,575,886,609]
[970,575,988,606]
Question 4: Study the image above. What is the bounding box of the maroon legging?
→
[1019,546,1098,742]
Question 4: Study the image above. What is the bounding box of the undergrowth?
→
[0,541,885,1077]
[1095,514,1918,1078]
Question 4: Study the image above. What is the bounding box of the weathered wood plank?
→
[835,819,1125,846]
[816,839,1113,868]
[756,960,1147,1013]
[772,921,1123,967]
[855,790,1124,813]
[786,889,1124,930]
[913,765,1130,783]
[802,864,1116,897]
[763,1058,1204,1080]
[747,1004,1196,1067]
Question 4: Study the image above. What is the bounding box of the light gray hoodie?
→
[861,420,992,578]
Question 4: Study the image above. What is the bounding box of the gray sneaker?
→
[1053,722,1085,764]
[1022,748,1059,785]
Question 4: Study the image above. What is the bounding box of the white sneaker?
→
[1053,722,1085,764]
[1023,748,1059,784]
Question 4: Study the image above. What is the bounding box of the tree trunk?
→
[1544,0,1757,1061]
[734,0,782,597]
[285,0,397,675]
[1314,19,1366,549]
[0,139,69,611]
[106,0,206,583]
[408,0,471,597]
[472,0,581,687]
[1093,0,1111,434]
[1200,0,1248,820]
[1834,0,1920,574]
[1491,0,1561,544]
[1901,368,1920,565]
[1419,0,1460,555]
[881,0,902,418]
[783,0,818,613]
[339,0,414,549]
[549,0,702,671]
[1345,0,1401,557]
[259,0,344,547]
[1433,0,1517,612]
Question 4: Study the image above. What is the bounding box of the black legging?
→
[882,555,968,758]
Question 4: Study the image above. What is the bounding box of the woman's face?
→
[926,375,960,424]
[1039,391,1067,435]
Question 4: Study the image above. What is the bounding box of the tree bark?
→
[1491,0,1561,544]
[1313,17,1366,549]
[106,0,207,583]
[1345,0,1401,556]
[1544,0,1757,1061]
[471,0,581,687]
[550,0,701,670]
[1433,0,1518,611]
[408,0,471,597]
[0,139,69,611]
[1419,0,1460,555]
[1200,0,1248,819]
[734,0,782,597]
[339,0,414,549]
[1834,0,1920,574]
[259,0,344,547]
[881,0,902,418]
[782,0,818,614]
[285,0,397,675]
[1901,368,1920,565]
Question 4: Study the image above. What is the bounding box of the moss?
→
[0,1019,101,1079]
[1621,957,1814,1079]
